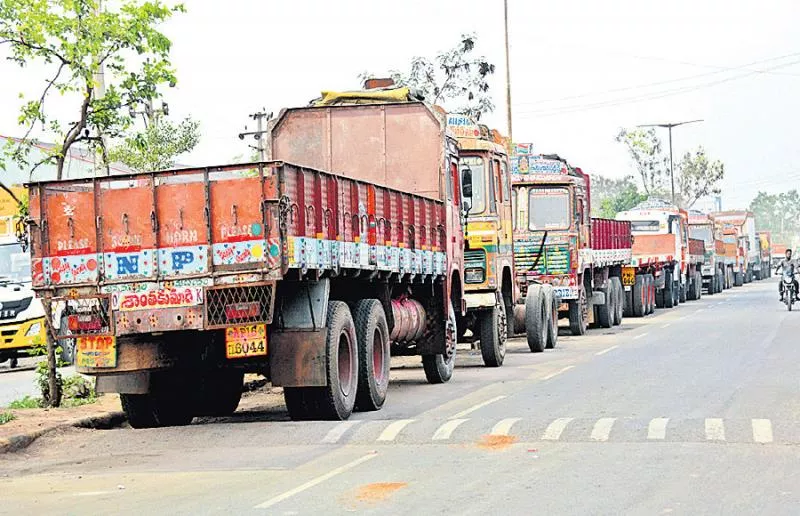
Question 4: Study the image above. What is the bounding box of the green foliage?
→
[362,34,496,120]
[34,359,62,406]
[0,0,186,180]
[62,374,96,402]
[0,411,15,425]
[8,395,40,409]
[676,147,724,209]
[615,128,669,195]
[750,190,800,246]
[108,116,200,172]
[592,175,647,218]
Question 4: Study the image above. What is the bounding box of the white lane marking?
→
[647,418,669,440]
[490,418,522,436]
[376,419,415,442]
[73,491,117,497]
[449,395,507,419]
[696,308,706,313]
[752,419,773,443]
[660,323,671,329]
[590,418,616,441]
[595,345,619,356]
[542,365,575,380]
[254,453,377,509]
[322,421,360,444]
[432,419,468,440]
[705,418,726,441]
[542,418,574,440]
[633,333,648,340]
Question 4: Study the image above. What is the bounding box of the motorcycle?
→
[781,268,797,311]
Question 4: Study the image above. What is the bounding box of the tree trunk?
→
[45,320,61,407]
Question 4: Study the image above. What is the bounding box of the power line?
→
[511,58,800,119]
[513,52,800,109]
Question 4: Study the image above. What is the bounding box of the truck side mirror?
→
[461,168,473,199]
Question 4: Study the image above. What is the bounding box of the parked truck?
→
[510,152,632,345]
[713,210,757,285]
[617,198,704,312]
[688,210,726,294]
[772,242,788,268]
[447,115,515,367]
[26,89,469,426]
[757,231,772,279]
[0,186,47,368]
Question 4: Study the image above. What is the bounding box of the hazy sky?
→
[2,0,800,209]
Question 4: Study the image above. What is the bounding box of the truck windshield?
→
[0,242,31,283]
[690,225,713,243]
[461,156,486,214]
[528,187,570,230]
[630,220,660,233]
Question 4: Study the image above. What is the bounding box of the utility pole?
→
[503,0,513,142]
[638,119,704,204]
[238,109,271,161]
[93,0,108,175]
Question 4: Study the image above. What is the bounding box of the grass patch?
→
[61,396,97,408]
[0,411,15,425]
[8,395,41,409]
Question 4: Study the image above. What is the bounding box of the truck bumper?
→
[464,292,499,311]
[0,317,46,356]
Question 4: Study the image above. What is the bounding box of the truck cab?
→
[450,118,515,366]
[688,210,725,294]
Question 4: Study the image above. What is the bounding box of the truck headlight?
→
[26,322,42,337]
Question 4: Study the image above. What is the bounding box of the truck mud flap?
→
[269,330,328,387]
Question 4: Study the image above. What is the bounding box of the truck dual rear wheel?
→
[479,303,507,367]
[679,277,688,303]
[421,300,457,384]
[121,371,195,429]
[734,271,744,287]
[647,275,656,314]
[632,275,646,317]
[610,277,623,326]
[353,299,391,411]
[568,287,588,336]
[525,285,548,351]
[284,300,359,420]
[194,369,244,417]
[596,285,613,329]
[663,271,675,309]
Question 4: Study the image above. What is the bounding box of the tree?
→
[750,190,800,245]
[616,128,725,209]
[0,0,185,406]
[615,128,669,196]
[592,175,647,218]
[675,147,724,209]
[108,116,200,172]
[362,34,496,121]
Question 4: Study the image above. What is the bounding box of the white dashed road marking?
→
[595,345,619,356]
[590,418,616,441]
[377,419,415,442]
[752,419,773,443]
[705,418,726,441]
[490,418,522,436]
[432,419,468,440]
[647,418,669,440]
[450,395,507,419]
[542,418,574,440]
[322,421,360,444]
[542,366,575,380]
[633,333,648,340]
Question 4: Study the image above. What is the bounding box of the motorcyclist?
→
[776,249,799,301]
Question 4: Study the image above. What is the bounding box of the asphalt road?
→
[2,278,799,515]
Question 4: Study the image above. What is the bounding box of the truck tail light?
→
[225,302,261,321]
[67,314,102,331]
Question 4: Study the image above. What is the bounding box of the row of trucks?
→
[18,82,755,427]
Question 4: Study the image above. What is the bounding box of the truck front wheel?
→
[610,277,623,326]
[525,285,547,351]
[284,300,359,420]
[479,303,507,367]
[545,287,559,348]
[568,288,588,336]
[421,300,457,384]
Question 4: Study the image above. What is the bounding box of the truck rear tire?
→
[284,300,359,420]
[663,271,675,309]
[121,371,194,429]
[353,299,391,411]
[568,287,588,335]
[479,303,507,367]
[545,287,559,349]
[648,275,657,314]
[734,271,744,287]
[421,300,457,384]
[194,369,244,417]
[679,277,688,303]
[632,275,645,317]
[596,286,613,329]
[525,285,547,352]
[610,277,623,326]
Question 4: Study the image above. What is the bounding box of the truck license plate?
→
[622,267,636,286]
[76,335,117,368]
[225,324,267,359]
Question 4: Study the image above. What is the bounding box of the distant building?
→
[0,135,133,184]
